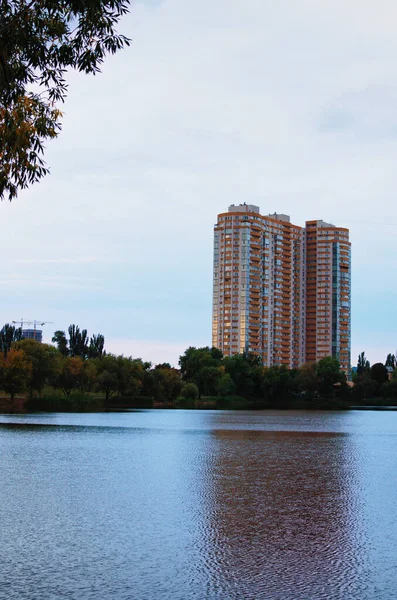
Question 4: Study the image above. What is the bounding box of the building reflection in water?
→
[197,428,368,600]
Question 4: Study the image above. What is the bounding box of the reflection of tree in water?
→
[201,429,366,600]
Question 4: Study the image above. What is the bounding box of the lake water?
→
[0,409,396,600]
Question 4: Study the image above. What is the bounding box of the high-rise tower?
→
[212,205,351,373]
[305,220,351,372]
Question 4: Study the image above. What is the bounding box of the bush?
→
[105,395,154,409]
[215,396,249,409]
[216,375,236,397]
[382,380,397,400]
[181,383,199,400]
[26,393,103,412]
[370,363,388,384]
[174,396,196,409]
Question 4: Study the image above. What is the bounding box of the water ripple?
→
[0,411,396,599]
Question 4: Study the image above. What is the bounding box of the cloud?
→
[1,0,397,364]
[0,275,102,291]
[16,257,98,265]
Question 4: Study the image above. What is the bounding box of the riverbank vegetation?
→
[0,324,395,412]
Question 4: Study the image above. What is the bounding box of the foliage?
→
[174,396,196,409]
[179,347,223,397]
[151,366,182,403]
[0,0,131,200]
[94,354,149,400]
[382,380,397,400]
[316,357,346,398]
[52,330,68,356]
[215,374,236,397]
[26,392,103,412]
[296,362,318,401]
[223,354,260,398]
[0,347,32,398]
[105,395,154,409]
[181,383,199,400]
[78,359,97,393]
[88,334,105,359]
[95,354,119,401]
[0,323,23,356]
[116,356,145,397]
[261,365,292,408]
[13,339,59,398]
[179,348,264,399]
[68,324,89,357]
[52,355,83,396]
[357,351,370,375]
[2,330,397,411]
[52,324,105,358]
[215,395,250,410]
[351,372,380,403]
[370,363,388,385]
[199,366,222,396]
[385,353,396,369]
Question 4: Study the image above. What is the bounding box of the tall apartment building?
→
[212,204,351,373]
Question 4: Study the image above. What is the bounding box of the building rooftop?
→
[228,203,260,214]
[267,212,290,223]
[317,219,335,228]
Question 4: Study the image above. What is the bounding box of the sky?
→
[1,0,397,366]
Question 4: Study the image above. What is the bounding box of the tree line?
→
[0,323,182,408]
[178,347,349,408]
[0,323,396,410]
[352,351,397,403]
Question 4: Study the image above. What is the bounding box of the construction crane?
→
[12,319,54,341]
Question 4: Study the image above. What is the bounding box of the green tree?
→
[88,334,105,359]
[261,365,292,408]
[0,323,23,356]
[95,354,147,400]
[215,373,236,397]
[52,355,83,396]
[154,363,172,370]
[181,383,199,400]
[243,352,262,367]
[382,379,397,400]
[223,354,258,397]
[150,367,182,403]
[0,347,32,399]
[78,359,97,393]
[296,362,318,402]
[316,357,346,398]
[116,356,144,396]
[200,366,223,396]
[357,351,370,375]
[96,355,119,401]
[370,362,388,385]
[52,330,69,356]
[13,338,59,398]
[178,347,223,397]
[385,353,396,369]
[68,324,89,358]
[0,0,131,201]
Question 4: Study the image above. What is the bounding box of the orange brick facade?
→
[212,205,351,373]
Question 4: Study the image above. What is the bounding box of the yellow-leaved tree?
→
[0,0,131,200]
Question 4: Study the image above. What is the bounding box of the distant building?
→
[212,204,351,374]
[22,329,43,343]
